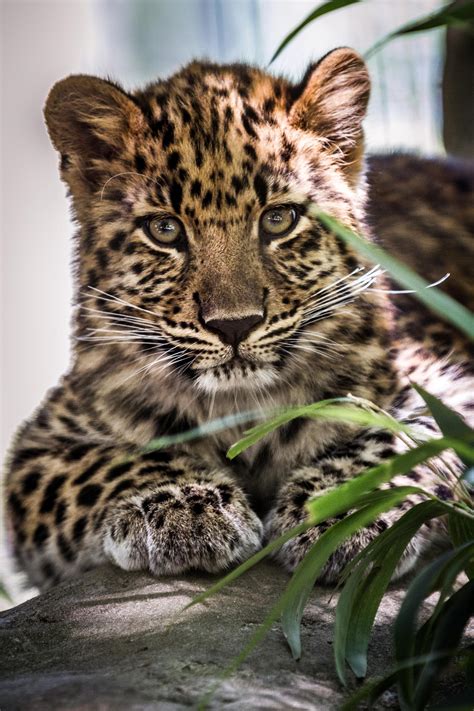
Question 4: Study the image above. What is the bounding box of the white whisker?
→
[85,287,160,319]
[300,266,383,326]
[301,266,365,304]
[81,306,161,330]
[368,272,450,294]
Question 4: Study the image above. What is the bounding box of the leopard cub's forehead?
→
[130,66,314,186]
[135,61,293,150]
[114,61,345,230]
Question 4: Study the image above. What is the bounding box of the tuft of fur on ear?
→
[44,74,144,192]
[290,48,370,181]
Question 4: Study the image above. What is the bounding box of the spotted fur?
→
[4,49,474,589]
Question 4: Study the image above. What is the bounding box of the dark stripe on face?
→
[253,172,268,207]
[244,143,257,162]
[169,181,183,214]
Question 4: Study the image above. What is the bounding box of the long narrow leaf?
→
[394,543,474,707]
[414,580,474,709]
[366,1,474,59]
[413,384,474,443]
[449,514,474,579]
[337,495,471,586]
[334,549,365,685]
[314,210,474,340]
[412,383,474,468]
[270,0,361,64]
[143,409,265,452]
[415,542,474,663]
[195,516,353,708]
[341,650,473,711]
[337,500,447,682]
[344,485,427,512]
[228,399,410,459]
[282,488,419,660]
[197,489,414,708]
[227,399,342,457]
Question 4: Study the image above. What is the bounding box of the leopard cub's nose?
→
[205,314,264,347]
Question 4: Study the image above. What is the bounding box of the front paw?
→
[265,499,383,584]
[103,480,263,576]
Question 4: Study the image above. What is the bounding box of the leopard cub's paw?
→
[103,480,263,576]
[265,498,385,584]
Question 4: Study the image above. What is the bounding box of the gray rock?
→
[0,562,468,710]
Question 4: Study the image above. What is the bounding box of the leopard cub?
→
[5,49,473,589]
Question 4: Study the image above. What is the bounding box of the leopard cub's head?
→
[45,49,377,397]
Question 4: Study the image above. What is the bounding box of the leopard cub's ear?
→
[290,48,370,181]
[44,74,144,191]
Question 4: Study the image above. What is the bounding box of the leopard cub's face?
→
[45,50,372,395]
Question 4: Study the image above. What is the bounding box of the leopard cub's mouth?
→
[194,357,279,394]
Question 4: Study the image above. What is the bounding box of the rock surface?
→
[0,562,468,710]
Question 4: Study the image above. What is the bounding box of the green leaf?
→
[314,210,474,341]
[143,409,265,452]
[414,548,474,679]
[394,543,474,708]
[194,520,329,708]
[449,514,474,579]
[412,383,474,468]
[227,398,410,460]
[341,669,398,710]
[334,546,367,685]
[336,500,447,683]
[269,0,361,64]
[414,580,474,709]
[227,402,332,458]
[412,384,474,443]
[366,1,474,59]
[282,488,421,661]
[341,650,472,711]
[346,485,426,512]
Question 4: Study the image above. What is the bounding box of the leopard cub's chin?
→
[195,362,279,394]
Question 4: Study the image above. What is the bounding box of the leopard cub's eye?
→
[145,215,184,246]
[260,205,299,238]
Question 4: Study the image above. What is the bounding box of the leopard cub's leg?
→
[265,430,444,584]
[7,440,262,589]
[102,453,263,575]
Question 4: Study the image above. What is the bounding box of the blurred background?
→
[1,0,472,605]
